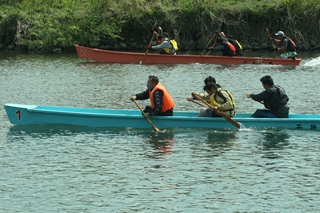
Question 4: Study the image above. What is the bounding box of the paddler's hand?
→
[246,94,251,98]
[191,92,199,99]
[130,96,136,101]
[143,112,149,118]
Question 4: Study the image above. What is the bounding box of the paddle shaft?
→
[266,28,276,49]
[141,34,155,64]
[201,33,216,57]
[191,100,208,108]
[215,30,227,42]
[193,93,240,129]
[132,99,164,132]
[211,31,226,54]
[206,41,216,56]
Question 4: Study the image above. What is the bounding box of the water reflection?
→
[258,130,290,159]
[6,125,132,143]
[205,131,237,156]
[144,131,176,156]
[8,124,97,136]
[176,130,239,161]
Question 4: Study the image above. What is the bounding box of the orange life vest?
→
[149,83,175,112]
[227,42,236,53]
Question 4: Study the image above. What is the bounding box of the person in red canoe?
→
[270,31,298,59]
[204,37,236,56]
[147,34,178,55]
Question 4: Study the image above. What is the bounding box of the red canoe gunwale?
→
[75,44,302,66]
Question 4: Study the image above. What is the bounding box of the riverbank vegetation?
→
[1,0,320,52]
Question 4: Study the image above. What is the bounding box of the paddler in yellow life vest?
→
[131,75,175,118]
[147,35,177,55]
[188,83,236,117]
[186,76,222,106]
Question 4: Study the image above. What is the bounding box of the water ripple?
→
[1,53,320,212]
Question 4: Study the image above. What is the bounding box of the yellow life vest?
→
[214,89,236,109]
[208,94,219,107]
[170,39,178,51]
[235,40,243,50]
[163,39,178,54]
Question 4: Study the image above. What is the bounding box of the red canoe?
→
[74,44,302,66]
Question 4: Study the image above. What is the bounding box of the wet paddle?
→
[201,33,215,57]
[131,99,164,133]
[141,33,155,64]
[266,28,276,49]
[193,93,240,129]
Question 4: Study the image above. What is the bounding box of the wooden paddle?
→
[266,28,276,49]
[191,100,208,108]
[205,41,216,56]
[200,33,215,57]
[192,93,240,129]
[131,99,164,133]
[206,30,226,56]
[141,33,155,64]
[215,30,227,42]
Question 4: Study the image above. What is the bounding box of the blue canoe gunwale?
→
[4,103,320,131]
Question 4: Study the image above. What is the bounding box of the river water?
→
[1,51,320,212]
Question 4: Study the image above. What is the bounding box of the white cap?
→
[275,31,284,36]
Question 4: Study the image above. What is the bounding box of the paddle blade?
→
[132,99,165,132]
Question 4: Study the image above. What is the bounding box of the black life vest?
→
[280,37,296,52]
[264,86,289,110]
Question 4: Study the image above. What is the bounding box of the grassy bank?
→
[1,0,319,52]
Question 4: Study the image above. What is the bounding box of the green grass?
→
[1,0,319,50]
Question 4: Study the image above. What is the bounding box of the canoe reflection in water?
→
[197,130,238,158]
[258,130,291,159]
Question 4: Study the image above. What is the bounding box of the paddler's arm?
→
[133,89,149,100]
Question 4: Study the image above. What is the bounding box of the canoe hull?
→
[74,45,302,66]
[4,104,319,131]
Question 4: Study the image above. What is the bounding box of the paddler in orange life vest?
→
[131,75,175,118]
[220,32,244,56]
[204,37,236,56]
[271,31,297,59]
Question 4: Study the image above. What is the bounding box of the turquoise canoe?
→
[4,103,320,131]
